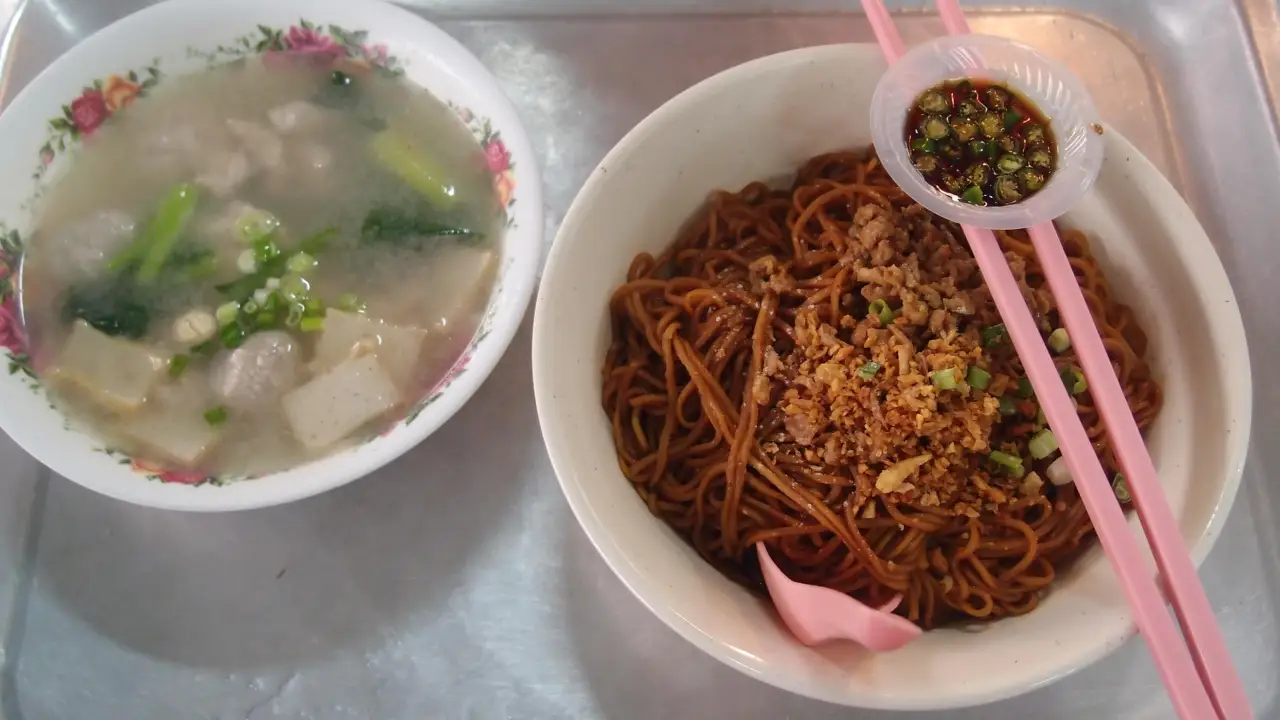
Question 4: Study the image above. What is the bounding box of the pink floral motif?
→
[0,295,24,356]
[131,458,205,485]
[284,25,342,56]
[455,106,474,124]
[361,43,389,65]
[484,139,511,173]
[40,147,54,167]
[70,89,108,135]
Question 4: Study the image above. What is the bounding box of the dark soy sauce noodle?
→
[904,79,1056,206]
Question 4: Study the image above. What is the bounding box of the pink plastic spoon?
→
[756,543,922,651]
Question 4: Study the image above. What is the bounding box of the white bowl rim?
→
[532,42,1252,710]
[0,0,543,512]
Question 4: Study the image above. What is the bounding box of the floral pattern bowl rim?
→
[0,0,542,511]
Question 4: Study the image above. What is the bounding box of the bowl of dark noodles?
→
[0,0,541,510]
[533,44,1250,709]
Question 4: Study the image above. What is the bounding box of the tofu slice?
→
[422,246,495,332]
[48,321,166,413]
[120,405,222,468]
[313,309,427,391]
[282,354,400,450]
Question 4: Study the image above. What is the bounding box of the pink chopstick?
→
[862,1,1251,718]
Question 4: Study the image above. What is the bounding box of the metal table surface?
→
[1,1,1278,718]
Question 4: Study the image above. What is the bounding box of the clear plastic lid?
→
[870,34,1104,230]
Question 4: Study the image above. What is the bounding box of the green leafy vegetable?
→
[360,205,478,248]
[62,276,151,339]
[370,127,460,209]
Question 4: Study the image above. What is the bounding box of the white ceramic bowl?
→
[533,44,1251,710]
[0,0,542,511]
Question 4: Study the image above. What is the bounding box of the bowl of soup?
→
[0,0,542,510]
[532,44,1250,708]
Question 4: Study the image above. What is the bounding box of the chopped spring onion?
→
[251,236,281,265]
[981,323,1008,347]
[235,208,279,243]
[931,368,958,390]
[1016,376,1034,398]
[304,298,325,317]
[337,292,365,313]
[868,298,895,326]
[988,450,1025,478]
[236,249,257,274]
[1029,429,1059,459]
[1061,367,1088,394]
[1112,473,1132,503]
[299,316,325,333]
[960,185,985,205]
[252,288,271,306]
[203,405,228,426]
[1046,456,1072,486]
[285,303,305,328]
[168,353,190,378]
[1047,328,1071,353]
[280,275,311,302]
[265,277,282,291]
[286,252,318,274]
[966,366,991,390]
[215,301,240,326]
[219,322,245,349]
[241,299,260,316]
[857,361,881,380]
[998,395,1018,416]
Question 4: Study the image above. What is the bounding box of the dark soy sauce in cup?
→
[904,79,1057,206]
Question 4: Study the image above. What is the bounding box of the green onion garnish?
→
[281,275,311,302]
[215,301,240,327]
[203,405,228,426]
[998,395,1018,416]
[251,236,281,265]
[337,293,364,313]
[931,368,958,390]
[304,298,325,317]
[1047,328,1071,353]
[300,316,325,333]
[220,323,245,349]
[1061,367,1088,394]
[1112,473,1132,503]
[868,299,895,326]
[857,362,881,380]
[286,252,318,274]
[981,323,1007,347]
[168,354,190,378]
[1029,429,1059,460]
[988,450,1025,478]
[1016,377,1034,398]
[285,303,305,328]
[966,366,991,390]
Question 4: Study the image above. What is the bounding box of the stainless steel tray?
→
[2,1,1278,718]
